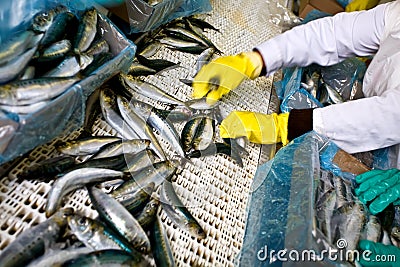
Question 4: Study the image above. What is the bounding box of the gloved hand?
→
[219,111,289,145]
[345,0,380,12]
[94,0,125,7]
[358,240,400,266]
[355,168,400,215]
[192,51,264,104]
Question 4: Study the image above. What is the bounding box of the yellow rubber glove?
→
[345,0,380,12]
[219,111,290,145]
[192,51,264,104]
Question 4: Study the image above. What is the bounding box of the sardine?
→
[81,88,101,136]
[153,104,193,122]
[128,62,157,77]
[362,214,382,243]
[186,16,221,32]
[158,36,208,54]
[195,47,216,73]
[39,39,71,61]
[81,52,113,76]
[74,8,98,54]
[160,180,206,239]
[137,41,162,58]
[0,208,73,267]
[136,54,180,72]
[0,30,35,65]
[135,198,160,229]
[43,55,90,77]
[89,139,150,160]
[99,87,141,140]
[46,168,126,217]
[150,211,176,267]
[122,148,158,173]
[62,249,148,267]
[88,186,151,253]
[164,26,209,47]
[67,153,130,172]
[31,10,55,33]
[121,74,186,106]
[119,182,155,213]
[85,39,110,57]
[40,11,78,48]
[0,76,80,105]
[67,213,143,256]
[0,100,48,115]
[0,46,37,84]
[117,95,166,160]
[185,97,220,110]
[56,135,122,156]
[111,160,178,199]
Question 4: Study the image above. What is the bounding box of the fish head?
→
[186,221,206,239]
[68,214,94,237]
[32,11,54,33]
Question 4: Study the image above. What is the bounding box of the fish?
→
[160,180,206,239]
[324,82,344,104]
[135,54,180,73]
[45,167,126,217]
[158,36,208,54]
[185,97,220,110]
[87,186,151,254]
[0,208,73,267]
[81,52,113,76]
[121,74,186,106]
[0,46,37,84]
[111,160,178,200]
[184,19,223,54]
[122,148,158,174]
[89,139,150,160]
[74,8,98,54]
[81,88,101,136]
[181,116,215,153]
[361,214,382,243]
[99,87,141,140]
[150,211,176,267]
[62,249,148,267]
[25,247,92,267]
[137,41,162,58]
[0,76,80,106]
[56,135,122,156]
[116,95,166,160]
[17,155,76,182]
[164,26,209,47]
[67,213,144,257]
[186,16,221,33]
[195,47,216,73]
[128,62,158,77]
[31,11,54,33]
[0,100,48,115]
[40,11,78,48]
[153,105,193,122]
[118,182,155,214]
[67,154,130,172]
[19,66,36,80]
[135,198,160,229]
[0,30,35,65]
[85,39,110,57]
[38,39,72,62]
[44,55,92,77]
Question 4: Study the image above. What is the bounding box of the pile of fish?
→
[315,172,400,264]
[0,6,114,116]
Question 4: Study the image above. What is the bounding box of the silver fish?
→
[0,101,48,114]
[0,30,34,65]
[43,56,86,77]
[160,180,206,239]
[0,208,73,267]
[185,97,220,110]
[117,95,166,160]
[89,139,150,159]
[39,39,71,61]
[150,211,176,267]
[40,11,77,48]
[31,11,54,33]
[135,198,160,229]
[158,36,208,54]
[99,87,141,140]
[122,148,158,174]
[74,8,98,54]
[119,182,155,213]
[46,167,126,217]
[164,26,208,47]
[362,214,382,243]
[85,39,110,57]
[121,74,186,106]
[88,186,151,254]
[56,136,122,156]
[0,76,80,105]
[0,46,37,83]
[325,82,344,104]
[195,47,216,73]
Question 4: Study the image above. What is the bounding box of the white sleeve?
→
[255,3,387,76]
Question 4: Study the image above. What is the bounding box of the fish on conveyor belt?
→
[111,160,178,199]
[56,135,122,156]
[99,87,141,140]
[73,7,98,54]
[120,74,186,106]
[62,249,149,267]
[25,247,92,267]
[88,138,151,160]
[128,62,158,77]
[122,148,158,174]
[186,16,221,33]
[158,36,208,54]
[67,153,130,172]
[0,208,73,267]
[186,142,244,167]
[45,167,127,217]
[181,116,215,154]
[87,186,151,254]
[135,197,160,229]
[153,104,193,122]
[117,95,166,160]
[135,54,180,73]
[150,210,176,267]
[118,182,155,214]
[160,180,206,239]
[195,47,216,73]
[67,213,145,257]
[184,19,223,55]
[0,76,80,106]
[17,155,76,182]
[0,46,38,84]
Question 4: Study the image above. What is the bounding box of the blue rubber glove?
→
[355,169,400,215]
[94,0,125,7]
[358,240,400,267]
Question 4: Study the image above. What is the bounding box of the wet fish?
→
[195,47,216,73]
[46,168,126,217]
[39,39,71,62]
[19,66,36,80]
[160,180,206,239]
[44,55,92,77]
[0,30,35,65]
[153,105,193,122]
[164,26,208,47]
[0,76,80,105]
[121,74,186,106]
[88,186,151,254]
[362,214,382,243]
[0,100,48,115]
[135,198,160,229]
[128,62,158,77]
[150,211,176,267]
[89,139,150,160]
[40,11,78,48]
[137,41,162,58]
[181,116,215,153]
[56,135,122,156]
[158,36,208,54]
[0,46,37,84]
[74,8,98,54]
[119,182,155,214]
[122,148,158,174]
[85,39,110,57]
[81,52,113,76]
[99,87,141,140]
[136,54,180,73]
[185,97,220,110]
[0,208,73,267]
[186,16,221,33]
[31,11,54,33]
[324,82,344,104]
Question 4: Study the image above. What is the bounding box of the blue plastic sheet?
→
[237,132,360,267]
[0,4,136,164]
[125,0,212,33]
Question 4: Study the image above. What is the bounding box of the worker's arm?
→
[256,3,387,76]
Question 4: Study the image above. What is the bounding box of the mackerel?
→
[150,211,176,267]
[74,8,98,54]
[0,100,48,115]
[39,39,71,61]
[89,139,150,159]
[40,11,78,48]
[0,46,37,84]
[0,30,35,65]
[56,135,122,156]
